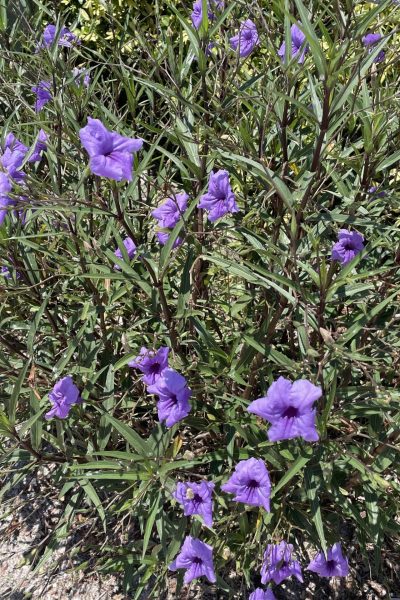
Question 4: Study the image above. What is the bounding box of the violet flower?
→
[221,458,271,511]
[248,376,322,443]
[278,23,309,63]
[0,148,26,183]
[249,589,277,600]
[198,169,239,222]
[368,186,386,198]
[0,172,13,225]
[113,237,136,270]
[261,541,303,585]
[169,536,216,584]
[174,481,215,526]
[230,19,259,58]
[152,192,188,248]
[73,67,91,88]
[156,231,183,249]
[4,133,28,156]
[362,33,385,63]
[331,229,364,266]
[128,346,169,385]
[39,24,80,49]
[1,266,11,278]
[147,367,191,428]
[45,376,81,420]
[307,543,349,577]
[191,0,224,29]
[29,130,48,163]
[32,81,52,113]
[152,192,188,229]
[79,117,143,181]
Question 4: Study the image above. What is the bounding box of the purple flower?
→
[1,266,11,278]
[32,81,52,112]
[362,33,385,63]
[45,376,81,420]
[73,67,91,88]
[156,231,183,249]
[147,368,191,428]
[221,458,271,511]
[4,133,28,156]
[331,229,364,266]
[113,237,136,270]
[29,130,48,163]
[0,172,13,225]
[230,19,259,58]
[249,589,277,600]
[174,481,215,526]
[0,148,26,183]
[368,186,386,198]
[152,192,188,228]
[248,376,321,443]
[79,117,143,181]
[40,24,79,49]
[278,24,309,64]
[198,169,239,222]
[307,543,349,577]
[191,0,224,29]
[128,346,169,385]
[261,542,303,585]
[169,536,216,584]
[152,192,188,248]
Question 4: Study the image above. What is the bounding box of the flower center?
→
[149,362,161,374]
[247,479,259,488]
[326,559,337,572]
[343,241,354,250]
[193,557,203,565]
[170,394,178,405]
[193,493,203,503]
[282,406,298,418]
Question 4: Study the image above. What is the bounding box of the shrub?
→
[0,0,399,598]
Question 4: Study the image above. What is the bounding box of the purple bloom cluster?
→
[79,118,143,181]
[129,347,191,428]
[198,170,239,222]
[248,376,322,442]
[45,376,81,420]
[152,191,188,248]
[331,229,364,266]
[0,130,47,224]
[261,542,303,585]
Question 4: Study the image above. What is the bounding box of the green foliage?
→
[0,0,399,597]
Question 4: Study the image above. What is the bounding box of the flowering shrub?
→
[0,0,399,598]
